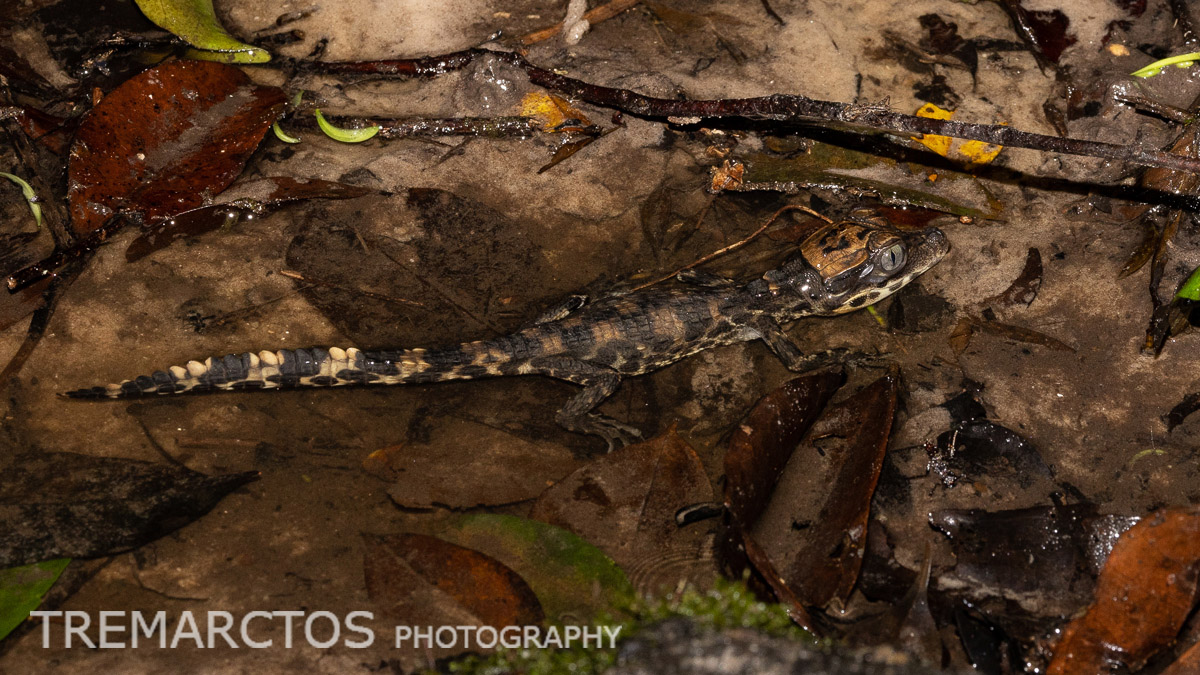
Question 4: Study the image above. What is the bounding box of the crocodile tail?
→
[62,345,473,399]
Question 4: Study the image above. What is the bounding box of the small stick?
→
[521,0,642,45]
[288,115,541,139]
[278,269,424,307]
[1114,94,1195,124]
[759,0,786,26]
[630,204,829,292]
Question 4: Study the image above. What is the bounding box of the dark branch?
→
[299,48,1200,174]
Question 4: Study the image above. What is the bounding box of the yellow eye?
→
[879,244,906,272]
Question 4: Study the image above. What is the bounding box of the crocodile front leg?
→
[530,356,643,451]
[746,315,849,372]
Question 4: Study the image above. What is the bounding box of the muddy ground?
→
[3,0,1199,672]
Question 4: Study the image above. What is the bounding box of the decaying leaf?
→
[983,247,1042,309]
[530,427,715,594]
[931,419,1055,491]
[995,0,1076,67]
[1164,391,1200,432]
[913,103,1004,166]
[124,177,374,262]
[760,373,899,608]
[520,92,593,132]
[363,533,543,629]
[709,159,745,192]
[931,505,1138,616]
[0,452,258,566]
[440,513,634,622]
[367,424,580,509]
[67,59,286,236]
[1048,507,1200,674]
[949,315,1073,354]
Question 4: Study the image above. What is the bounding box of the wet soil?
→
[3,0,1200,671]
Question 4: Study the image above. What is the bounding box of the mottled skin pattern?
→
[67,217,950,448]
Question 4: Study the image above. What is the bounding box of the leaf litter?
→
[7,0,1200,667]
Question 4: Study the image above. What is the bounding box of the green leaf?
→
[272,122,301,144]
[314,109,380,143]
[441,514,635,621]
[0,171,43,228]
[1175,265,1200,301]
[135,0,270,63]
[0,559,70,641]
[1131,52,1200,78]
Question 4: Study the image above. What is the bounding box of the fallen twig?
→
[278,269,424,307]
[299,48,1200,174]
[630,203,828,293]
[288,114,541,139]
[520,0,642,45]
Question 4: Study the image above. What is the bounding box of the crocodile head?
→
[760,216,950,319]
[803,218,949,314]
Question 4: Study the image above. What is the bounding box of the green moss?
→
[444,576,813,675]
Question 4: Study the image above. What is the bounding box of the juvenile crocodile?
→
[67,215,949,447]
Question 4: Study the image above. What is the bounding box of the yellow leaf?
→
[913,102,953,156]
[959,138,1004,165]
[520,92,592,132]
[912,102,1004,166]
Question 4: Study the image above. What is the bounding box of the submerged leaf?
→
[984,248,1042,308]
[1048,507,1200,674]
[67,59,286,236]
[530,428,714,594]
[996,0,1075,67]
[1164,391,1200,431]
[124,177,373,262]
[134,0,269,62]
[0,452,258,566]
[441,514,634,622]
[931,505,1137,613]
[733,152,1001,219]
[363,533,543,629]
[0,558,69,641]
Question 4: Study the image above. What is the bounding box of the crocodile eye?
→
[879,244,905,272]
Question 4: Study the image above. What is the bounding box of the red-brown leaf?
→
[67,60,286,236]
[1048,507,1200,674]
[363,533,544,629]
[770,372,899,607]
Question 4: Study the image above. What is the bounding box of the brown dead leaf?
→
[68,59,286,236]
[363,533,543,638]
[984,247,1042,309]
[379,420,581,509]
[529,427,714,593]
[1048,506,1200,674]
[763,372,899,608]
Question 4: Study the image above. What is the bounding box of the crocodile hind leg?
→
[529,357,643,452]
